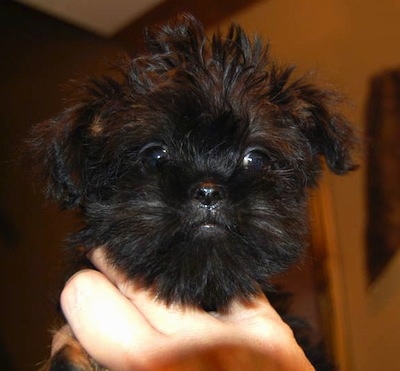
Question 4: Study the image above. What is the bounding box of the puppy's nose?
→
[193,182,225,206]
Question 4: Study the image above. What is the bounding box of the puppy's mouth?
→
[196,223,224,233]
[198,223,220,229]
[189,214,233,238]
[191,207,224,226]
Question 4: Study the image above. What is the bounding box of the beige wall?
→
[216,1,400,370]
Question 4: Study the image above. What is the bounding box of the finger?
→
[87,247,124,287]
[60,269,161,370]
[88,247,223,336]
[222,295,315,370]
[223,293,283,324]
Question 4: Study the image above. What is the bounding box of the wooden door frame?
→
[309,174,350,370]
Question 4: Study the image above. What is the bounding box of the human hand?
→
[56,247,314,370]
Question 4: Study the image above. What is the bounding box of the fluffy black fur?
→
[31,14,356,370]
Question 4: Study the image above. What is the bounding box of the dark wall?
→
[0,3,125,370]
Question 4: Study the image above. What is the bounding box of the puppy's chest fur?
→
[31,14,357,371]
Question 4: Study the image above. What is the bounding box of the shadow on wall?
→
[365,68,400,283]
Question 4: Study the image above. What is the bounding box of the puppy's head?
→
[31,14,357,310]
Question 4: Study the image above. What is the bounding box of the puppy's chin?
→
[189,224,230,251]
[135,224,267,310]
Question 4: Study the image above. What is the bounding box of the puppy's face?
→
[31,15,356,310]
[77,97,311,310]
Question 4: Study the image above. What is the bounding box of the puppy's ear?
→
[30,105,89,208]
[290,82,358,174]
[29,77,123,208]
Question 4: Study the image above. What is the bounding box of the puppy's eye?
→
[140,144,170,171]
[242,148,275,171]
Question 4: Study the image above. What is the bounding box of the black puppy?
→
[31,14,356,370]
